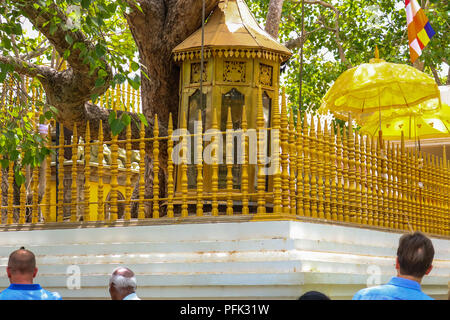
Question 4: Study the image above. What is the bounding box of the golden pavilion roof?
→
[172,0,292,62]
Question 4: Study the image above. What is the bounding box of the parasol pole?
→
[298,0,305,121]
[199,0,205,112]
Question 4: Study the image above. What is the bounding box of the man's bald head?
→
[8,247,36,274]
[109,266,137,299]
[112,267,135,279]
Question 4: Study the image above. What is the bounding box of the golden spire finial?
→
[370,45,384,63]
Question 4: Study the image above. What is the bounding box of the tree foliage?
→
[0,0,447,184]
[249,0,449,122]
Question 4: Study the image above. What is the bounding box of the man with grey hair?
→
[109,266,140,300]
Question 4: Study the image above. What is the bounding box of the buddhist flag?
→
[405,0,435,63]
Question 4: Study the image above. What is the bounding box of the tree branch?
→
[284,27,322,50]
[287,0,350,68]
[0,54,55,81]
[17,0,95,74]
[429,65,442,86]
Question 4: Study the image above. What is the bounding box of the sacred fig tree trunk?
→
[125,0,219,216]
[125,0,219,132]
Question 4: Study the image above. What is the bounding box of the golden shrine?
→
[172,0,291,201]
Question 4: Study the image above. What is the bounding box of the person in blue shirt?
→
[0,247,62,300]
[353,231,434,300]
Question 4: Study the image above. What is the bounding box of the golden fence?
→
[0,79,449,237]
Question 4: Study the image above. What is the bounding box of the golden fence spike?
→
[353,132,362,224]
[335,127,344,221]
[7,159,14,224]
[347,117,357,223]
[423,152,430,233]
[330,125,338,221]
[412,148,419,231]
[400,132,409,231]
[127,82,131,112]
[323,120,331,220]
[31,91,39,224]
[124,122,132,220]
[57,124,65,222]
[431,154,438,234]
[271,89,282,215]
[180,111,189,217]
[138,119,146,219]
[110,126,119,221]
[256,85,266,214]
[381,137,388,228]
[129,85,134,113]
[137,88,141,113]
[19,155,26,224]
[167,113,174,218]
[211,107,219,216]
[44,122,52,222]
[226,107,233,216]
[289,111,297,215]
[316,117,325,219]
[387,141,395,229]
[366,136,374,226]
[97,120,105,221]
[309,115,318,218]
[360,135,368,225]
[152,114,160,219]
[295,114,304,216]
[84,121,91,222]
[241,105,249,215]
[376,137,384,228]
[70,123,78,222]
[280,87,289,214]
[196,110,203,217]
[394,144,401,229]
[342,125,350,222]
[302,113,311,217]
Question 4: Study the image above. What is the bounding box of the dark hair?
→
[397,231,434,278]
[298,291,330,300]
[8,247,36,274]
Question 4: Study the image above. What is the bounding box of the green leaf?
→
[138,114,148,127]
[14,170,25,186]
[81,0,91,9]
[98,68,108,78]
[65,34,73,45]
[130,61,139,72]
[95,44,107,58]
[110,118,125,136]
[49,23,58,36]
[63,49,71,60]
[108,110,116,125]
[44,111,53,120]
[91,93,99,103]
[0,159,9,169]
[127,75,140,90]
[95,77,105,87]
[120,113,131,126]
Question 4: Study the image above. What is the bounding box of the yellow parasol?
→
[360,102,450,140]
[318,47,441,123]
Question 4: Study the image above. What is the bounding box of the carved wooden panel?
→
[190,62,208,83]
[259,63,273,86]
[223,61,246,83]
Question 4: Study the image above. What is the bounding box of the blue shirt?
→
[352,277,433,300]
[123,292,140,300]
[0,284,62,300]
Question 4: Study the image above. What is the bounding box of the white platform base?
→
[0,220,448,300]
